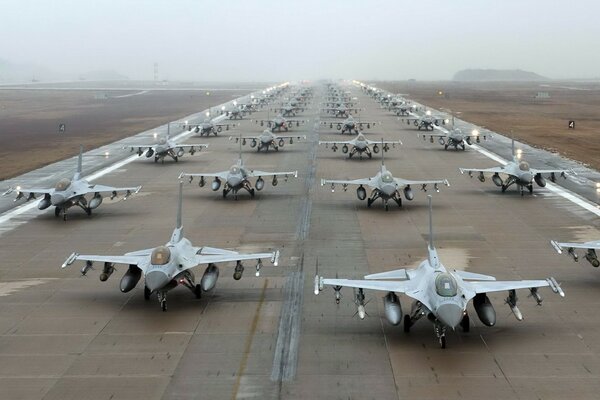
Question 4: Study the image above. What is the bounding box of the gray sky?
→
[2,0,599,81]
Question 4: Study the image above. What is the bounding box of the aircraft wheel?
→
[222,189,228,198]
[367,198,373,208]
[144,286,151,300]
[194,284,202,299]
[403,315,411,332]
[250,189,255,198]
[385,203,389,211]
[501,185,507,193]
[444,144,448,150]
[174,156,178,162]
[85,207,92,216]
[161,300,167,312]
[440,336,446,349]
[528,185,533,194]
[460,314,470,332]
[54,207,61,217]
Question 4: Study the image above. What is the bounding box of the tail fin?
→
[511,136,515,158]
[426,195,440,268]
[428,195,434,250]
[238,133,243,164]
[381,138,385,171]
[167,122,171,139]
[176,180,183,229]
[74,145,83,179]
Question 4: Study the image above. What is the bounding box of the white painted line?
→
[112,90,148,98]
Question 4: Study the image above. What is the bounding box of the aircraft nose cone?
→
[145,271,169,292]
[522,172,533,183]
[381,185,396,197]
[50,193,65,205]
[436,303,464,329]
[228,177,241,187]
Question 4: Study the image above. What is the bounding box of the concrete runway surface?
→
[1,82,600,400]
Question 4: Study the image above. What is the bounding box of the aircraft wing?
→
[550,240,600,252]
[82,184,142,196]
[124,144,156,155]
[61,252,147,272]
[249,170,298,179]
[459,166,507,175]
[173,144,209,150]
[466,279,560,295]
[394,177,450,189]
[321,177,374,188]
[275,134,306,140]
[2,186,53,198]
[318,139,352,145]
[530,167,573,177]
[179,171,229,181]
[186,249,280,271]
[365,139,402,146]
[320,278,415,294]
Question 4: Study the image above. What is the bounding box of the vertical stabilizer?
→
[176,180,183,229]
[74,145,83,180]
[381,138,385,172]
[167,122,171,139]
[171,181,184,243]
[427,195,440,268]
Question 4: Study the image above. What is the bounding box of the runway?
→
[1,82,600,400]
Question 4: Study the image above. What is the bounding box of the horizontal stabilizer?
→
[453,270,496,281]
[364,268,410,280]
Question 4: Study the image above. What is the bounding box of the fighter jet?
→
[551,239,600,268]
[221,103,252,120]
[320,115,377,134]
[319,135,401,159]
[459,139,573,195]
[321,104,362,118]
[320,151,449,210]
[183,117,236,137]
[125,128,208,163]
[315,196,564,348]
[179,141,298,199]
[400,110,447,131]
[392,102,418,116]
[234,129,306,152]
[2,146,141,220]
[255,115,305,132]
[421,128,489,151]
[271,103,304,117]
[61,182,280,311]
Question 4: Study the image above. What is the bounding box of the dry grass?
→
[0,89,250,180]
[372,81,600,169]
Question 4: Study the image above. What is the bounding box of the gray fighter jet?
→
[179,143,298,199]
[421,128,489,151]
[315,196,564,348]
[459,139,573,195]
[400,110,447,130]
[551,239,600,267]
[321,104,362,118]
[319,135,401,159]
[320,151,449,210]
[62,182,280,311]
[256,114,306,132]
[234,129,306,152]
[183,118,236,137]
[271,103,304,117]
[320,115,377,134]
[2,147,141,220]
[125,130,208,163]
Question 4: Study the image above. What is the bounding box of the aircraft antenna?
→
[428,195,434,250]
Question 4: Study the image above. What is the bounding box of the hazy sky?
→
[2,0,599,81]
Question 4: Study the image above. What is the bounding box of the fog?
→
[2,0,599,82]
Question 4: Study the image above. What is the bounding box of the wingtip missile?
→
[550,240,563,254]
[62,252,79,268]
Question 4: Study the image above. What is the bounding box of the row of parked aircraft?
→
[2,80,593,348]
